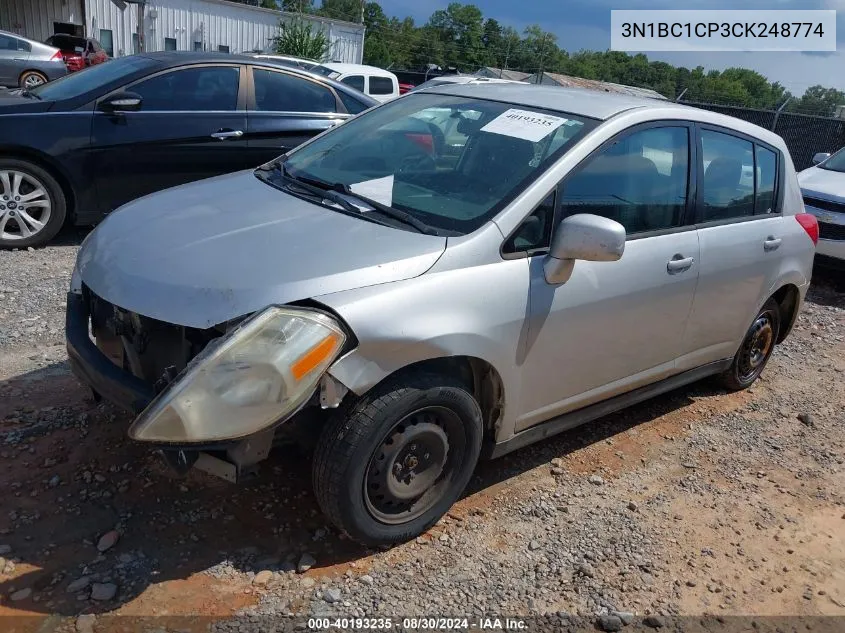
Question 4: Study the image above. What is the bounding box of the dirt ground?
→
[0,244,843,629]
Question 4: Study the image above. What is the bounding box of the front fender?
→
[318,257,531,442]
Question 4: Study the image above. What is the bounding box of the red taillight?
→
[50,50,63,61]
[795,213,819,245]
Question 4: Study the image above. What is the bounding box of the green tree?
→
[790,85,845,115]
[280,0,315,12]
[260,0,278,9]
[318,0,361,22]
[273,18,330,60]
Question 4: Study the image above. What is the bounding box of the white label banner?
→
[611,10,837,52]
[480,109,568,143]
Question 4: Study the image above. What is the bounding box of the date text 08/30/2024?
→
[307,618,528,630]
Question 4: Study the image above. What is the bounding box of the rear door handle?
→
[667,255,694,273]
[210,129,243,140]
[763,236,782,251]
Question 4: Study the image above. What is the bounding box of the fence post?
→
[771,98,791,133]
[675,88,688,102]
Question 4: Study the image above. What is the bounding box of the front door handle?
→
[210,129,243,140]
[763,236,782,251]
[667,255,695,273]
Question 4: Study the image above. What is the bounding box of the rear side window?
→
[700,130,755,221]
[132,66,240,111]
[755,146,777,215]
[337,89,369,114]
[341,75,365,92]
[560,126,690,235]
[369,76,394,95]
[253,68,337,113]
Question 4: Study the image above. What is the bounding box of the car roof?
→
[421,82,786,147]
[133,51,379,105]
[320,62,396,77]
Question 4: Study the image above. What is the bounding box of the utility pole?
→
[536,34,549,84]
[501,38,511,78]
[360,0,365,24]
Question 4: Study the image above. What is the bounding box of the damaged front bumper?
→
[66,292,155,414]
[65,291,351,482]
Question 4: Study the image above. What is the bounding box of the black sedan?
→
[0,52,377,248]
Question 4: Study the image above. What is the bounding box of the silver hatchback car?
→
[67,84,818,545]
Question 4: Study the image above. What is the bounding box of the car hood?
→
[797,166,845,201]
[0,95,53,114]
[77,170,447,328]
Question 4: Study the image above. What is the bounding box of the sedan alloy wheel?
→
[0,169,53,242]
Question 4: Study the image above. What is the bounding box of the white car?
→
[797,148,845,267]
[318,63,400,103]
[412,75,527,92]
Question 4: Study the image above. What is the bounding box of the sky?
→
[373,0,845,96]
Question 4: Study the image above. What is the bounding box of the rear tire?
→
[19,70,48,89]
[312,371,483,547]
[719,298,781,391]
[0,158,67,249]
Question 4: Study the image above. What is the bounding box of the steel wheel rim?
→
[364,405,466,525]
[0,170,52,241]
[23,74,45,88]
[738,312,775,382]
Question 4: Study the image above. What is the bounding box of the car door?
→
[0,34,28,87]
[513,123,700,431]
[90,63,250,214]
[677,126,786,370]
[245,66,348,164]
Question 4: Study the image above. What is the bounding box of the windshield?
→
[819,146,845,173]
[412,78,462,91]
[279,93,594,234]
[30,55,157,101]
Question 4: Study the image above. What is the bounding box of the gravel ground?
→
[0,233,843,631]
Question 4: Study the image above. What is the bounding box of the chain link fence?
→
[683,101,845,171]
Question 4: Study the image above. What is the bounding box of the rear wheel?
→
[719,298,781,391]
[312,371,483,546]
[0,159,67,249]
[19,70,47,89]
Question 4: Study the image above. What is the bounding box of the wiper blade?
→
[277,164,360,214]
[278,163,438,235]
[334,185,438,236]
[19,89,41,100]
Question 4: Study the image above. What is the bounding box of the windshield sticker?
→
[480,109,568,143]
[349,175,394,207]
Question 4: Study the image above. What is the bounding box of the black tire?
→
[19,70,47,89]
[313,371,483,547]
[719,298,781,391]
[0,158,67,249]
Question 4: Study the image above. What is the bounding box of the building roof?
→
[475,67,531,81]
[426,82,678,120]
[526,71,668,101]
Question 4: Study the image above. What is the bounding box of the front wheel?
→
[719,298,781,391]
[0,159,67,248]
[312,371,483,546]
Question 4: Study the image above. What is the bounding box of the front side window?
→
[253,68,336,112]
[30,54,157,100]
[341,75,364,92]
[337,89,369,114]
[700,130,755,222]
[279,93,593,234]
[560,126,690,235]
[369,76,394,95]
[131,66,240,111]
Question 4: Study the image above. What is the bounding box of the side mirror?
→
[812,152,830,165]
[544,213,625,284]
[98,91,142,113]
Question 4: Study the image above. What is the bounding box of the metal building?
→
[0,0,365,63]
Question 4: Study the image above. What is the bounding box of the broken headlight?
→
[128,306,346,443]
